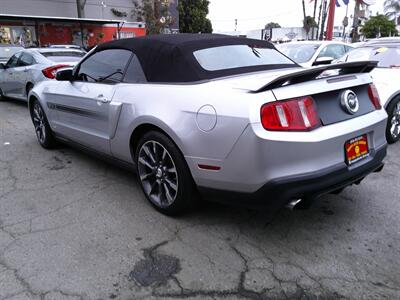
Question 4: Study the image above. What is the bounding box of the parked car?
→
[28,34,387,215]
[49,44,86,51]
[365,37,400,45]
[334,43,400,143]
[0,48,86,101]
[277,41,354,68]
[0,44,24,64]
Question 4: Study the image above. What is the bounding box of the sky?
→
[208,0,385,33]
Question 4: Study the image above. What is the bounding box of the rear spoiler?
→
[252,60,377,93]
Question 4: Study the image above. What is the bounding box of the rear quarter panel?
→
[110,81,264,164]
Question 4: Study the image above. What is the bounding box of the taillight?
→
[368,84,382,110]
[42,64,69,79]
[261,96,321,131]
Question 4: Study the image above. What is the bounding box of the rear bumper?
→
[199,145,386,210]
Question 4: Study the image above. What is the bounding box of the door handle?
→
[97,94,110,103]
[23,69,28,72]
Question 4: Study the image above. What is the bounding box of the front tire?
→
[135,131,197,215]
[30,100,56,149]
[386,97,400,144]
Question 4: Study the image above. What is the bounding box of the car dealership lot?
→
[0,99,399,299]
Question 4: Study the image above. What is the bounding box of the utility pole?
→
[351,0,361,43]
[235,19,238,31]
[319,0,328,40]
[342,4,349,41]
[311,0,318,40]
[316,0,323,40]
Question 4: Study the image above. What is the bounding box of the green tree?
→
[361,14,398,38]
[132,0,175,35]
[179,0,213,33]
[303,16,318,39]
[264,22,281,29]
[384,0,400,21]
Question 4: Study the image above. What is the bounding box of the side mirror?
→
[0,63,7,69]
[56,68,73,81]
[313,56,335,66]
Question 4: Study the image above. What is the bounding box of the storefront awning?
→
[0,14,125,25]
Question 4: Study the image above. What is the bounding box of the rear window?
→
[193,45,295,71]
[345,46,400,68]
[40,51,86,62]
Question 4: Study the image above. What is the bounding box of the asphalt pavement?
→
[0,99,399,300]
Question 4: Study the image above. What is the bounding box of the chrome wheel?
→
[137,140,179,208]
[390,102,400,140]
[32,103,46,144]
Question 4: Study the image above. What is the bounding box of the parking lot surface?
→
[0,99,399,300]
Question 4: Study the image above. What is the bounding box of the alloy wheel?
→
[390,102,400,140]
[32,103,46,144]
[137,140,179,208]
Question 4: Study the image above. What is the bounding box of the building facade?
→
[0,0,179,48]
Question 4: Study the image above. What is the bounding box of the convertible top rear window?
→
[193,45,295,71]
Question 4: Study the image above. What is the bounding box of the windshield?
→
[0,46,23,60]
[193,45,295,71]
[344,46,400,68]
[278,43,320,63]
[40,51,86,62]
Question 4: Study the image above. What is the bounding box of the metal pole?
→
[351,0,361,43]
[80,22,84,47]
[325,0,336,40]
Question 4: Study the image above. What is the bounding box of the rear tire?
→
[386,97,400,144]
[135,131,198,216]
[30,100,56,149]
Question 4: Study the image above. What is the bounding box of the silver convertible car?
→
[28,34,387,215]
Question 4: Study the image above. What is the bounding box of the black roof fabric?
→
[95,34,291,82]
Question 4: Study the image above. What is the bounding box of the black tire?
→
[386,97,400,144]
[30,100,56,149]
[135,131,198,216]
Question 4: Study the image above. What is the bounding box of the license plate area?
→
[345,134,369,165]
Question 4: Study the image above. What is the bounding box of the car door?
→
[14,52,36,98]
[48,48,133,155]
[1,53,21,96]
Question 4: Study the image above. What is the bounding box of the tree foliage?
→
[179,0,213,33]
[384,0,400,20]
[303,16,317,36]
[264,22,281,29]
[361,14,398,38]
[132,0,175,35]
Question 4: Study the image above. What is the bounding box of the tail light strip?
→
[261,96,321,131]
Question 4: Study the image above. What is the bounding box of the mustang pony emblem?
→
[341,90,359,114]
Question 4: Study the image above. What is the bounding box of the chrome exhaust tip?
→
[285,199,302,210]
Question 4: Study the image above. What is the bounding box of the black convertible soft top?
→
[94,34,295,83]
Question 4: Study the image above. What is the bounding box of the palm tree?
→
[384,0,400,21]
[302,0,307,22]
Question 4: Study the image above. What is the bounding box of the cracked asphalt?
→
[0,99,399,300]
